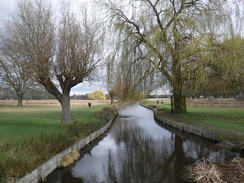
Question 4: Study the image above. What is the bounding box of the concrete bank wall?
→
[142,105,220,142]
[16,114,118,183]
[154,115,221,142]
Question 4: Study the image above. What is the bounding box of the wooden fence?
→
[16,114,118,183]
[187,99,244,108]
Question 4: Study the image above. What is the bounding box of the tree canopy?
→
[0,41,34,106]
[102,0,243,112]
[2,0,103,123]
[88,90,106,100]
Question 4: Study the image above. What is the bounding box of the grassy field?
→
[143,99,244,140]
[0,102,109,145]
[0,100,114,182]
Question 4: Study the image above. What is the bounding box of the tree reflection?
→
[47,106,240,183]
[104,117,190,183]
[103,116,238,183]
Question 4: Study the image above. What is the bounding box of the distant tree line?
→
[0,86,55,100]
[70,90,108,100]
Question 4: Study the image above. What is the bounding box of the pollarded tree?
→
[6,0,102,123]
[103,0,233,113]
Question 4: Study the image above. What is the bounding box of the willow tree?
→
[106,30,164,103]
[6,0,102,123]
[106,56,117,104]
[103,0,233,113]
[204,36,244,97]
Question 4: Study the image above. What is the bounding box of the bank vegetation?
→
[0,105,116,183]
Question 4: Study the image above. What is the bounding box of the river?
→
[47,104,240,183]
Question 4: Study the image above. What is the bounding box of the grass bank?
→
[0,103,116,183]
[142,99,244,141]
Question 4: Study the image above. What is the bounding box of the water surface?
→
[48,104,239,183]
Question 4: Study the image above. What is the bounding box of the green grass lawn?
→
[0,104,108,145]
[143,99,244,140]
[0,103,115,182]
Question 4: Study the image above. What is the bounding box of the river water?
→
[47,104,240,183]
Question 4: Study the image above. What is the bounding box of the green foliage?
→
[105,0,242,112]
[114,80,146,102]
[184,35,244,96]
[88,90,106,100]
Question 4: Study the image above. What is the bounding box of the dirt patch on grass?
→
[187,158,244,183]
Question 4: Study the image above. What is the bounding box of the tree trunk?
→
[17,93,24,106]
[109,91,115,105]
[61,91,72,124]
[174,135,186,178]
[110,96,114,105]
[172,94,187,113]
[171,84,187,113]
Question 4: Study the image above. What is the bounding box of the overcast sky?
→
[0,0,16,21]
[1,0,242,96]
[0,0,92,21]
[0,0,108,95]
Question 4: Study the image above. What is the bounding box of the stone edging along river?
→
[142,104,244,154]
[46,104,242,183]
[15,113,118,183]
[16,104,243,183]
[142,105,219,141]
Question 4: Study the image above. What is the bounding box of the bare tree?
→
[0,37,34,106]
[102,0,235,113]
[5,0,102,123]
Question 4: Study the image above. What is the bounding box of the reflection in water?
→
[47,104,239,183]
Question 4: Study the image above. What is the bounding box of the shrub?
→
[60,150,80,168]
